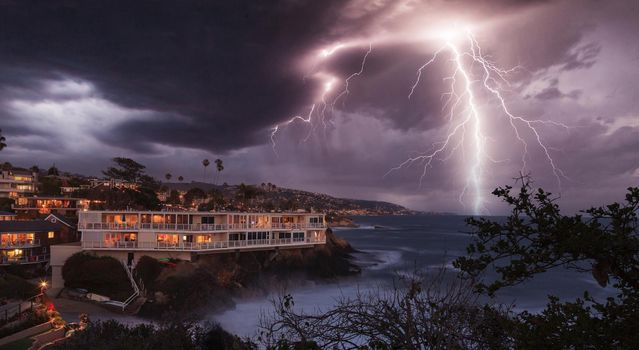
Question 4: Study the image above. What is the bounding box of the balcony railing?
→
[0,254,48,265]
[12,205,80,210]
[0,239,41,249]
[79,222,326,231]
[81,237,324,251]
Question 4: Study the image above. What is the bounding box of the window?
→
[196,235,212,243]
[157,234,178,245]
[309,217,323,224]
[48,231,55,239]
[229,233,246,241]
[278,232,291,239]
[248,232,268,240]
[293,232,305,240]
[201,216,215,224]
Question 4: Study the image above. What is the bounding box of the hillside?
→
[164,181,414,216]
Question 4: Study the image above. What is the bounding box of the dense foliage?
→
[81,157,161,210]
[48,320,255,350]
[453,183,639,348]
[62,252,133,300]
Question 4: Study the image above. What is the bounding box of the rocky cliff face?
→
[137,229,359,319]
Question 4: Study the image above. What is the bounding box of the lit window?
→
[48,231,55,239]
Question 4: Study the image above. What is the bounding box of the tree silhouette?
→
[202,159,210,183]
[214,159,224,185]
[178,176,184,182]
[47,164,60,176]
[165,173,172,182]
[0,129,6,151]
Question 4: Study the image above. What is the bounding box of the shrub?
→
[47,320,256,350]
[62,253,132,300]
[134,256,164,290]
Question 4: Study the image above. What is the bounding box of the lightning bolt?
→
[332,43,373,112]
[270,104,316,156]
[386,27,569,214]
[270,26,569,214]
[270,43,372,153]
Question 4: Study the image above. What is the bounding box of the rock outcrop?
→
[137,229,359,319]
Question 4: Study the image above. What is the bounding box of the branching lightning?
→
[270,43,372,154]
[386,27,569,214]
[270,25,569,214]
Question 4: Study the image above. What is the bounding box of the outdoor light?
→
[40,280,48,294]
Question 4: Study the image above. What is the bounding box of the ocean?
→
[213,215,617,338]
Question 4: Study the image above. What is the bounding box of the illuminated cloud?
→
[0,0,637,213]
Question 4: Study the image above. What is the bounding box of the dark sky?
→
[1,0,638,213]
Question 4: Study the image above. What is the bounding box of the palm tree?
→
[0,129,6,151]
[214,159,224,185]
[165,173,172,182]
[178,176,184,182]
[202,159,210,183]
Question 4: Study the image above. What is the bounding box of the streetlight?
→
[39,280,48,295]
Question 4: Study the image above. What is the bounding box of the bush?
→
[134,256,164,290]
[62,253,132,300]
[47,320,255,350]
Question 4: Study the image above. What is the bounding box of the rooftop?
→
[0,220,61,232]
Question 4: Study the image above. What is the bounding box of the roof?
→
[45,214,77,228]
[21,196,86,201]
[0,220,61,233]
[0,211,16,216]
[8,169,34,175]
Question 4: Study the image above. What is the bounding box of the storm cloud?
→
[0,0,638,213]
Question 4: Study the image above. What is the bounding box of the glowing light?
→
[387,27,568,214]
[320,43,345,58]
[270,104,316,156]
[271,25,568,214]
[270,43,372,151]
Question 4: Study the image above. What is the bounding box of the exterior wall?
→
[78,210,326,255]
[13,197,88,219]
[0,230,56,265]
[50,244,82,289]
[0,170,38,199]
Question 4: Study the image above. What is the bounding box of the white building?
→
[50,210,327,288]
[0,169,38,199]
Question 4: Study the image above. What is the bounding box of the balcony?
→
[0,239,41,249]
[0,254,48,265]
[81,236,325,252]
[79,222,327,232]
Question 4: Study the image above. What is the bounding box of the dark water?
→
[214,215,615,338]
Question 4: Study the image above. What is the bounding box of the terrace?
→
[81,235,325,252]
[79,222,326,231]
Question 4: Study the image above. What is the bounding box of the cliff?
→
[137,229,358,319]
